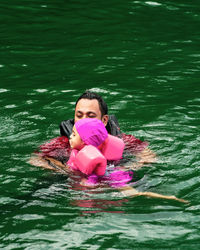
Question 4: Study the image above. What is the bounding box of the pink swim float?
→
[100,134,125,161]
[68,133,125,176]
[75,145,107,175]
[67,146,106,175]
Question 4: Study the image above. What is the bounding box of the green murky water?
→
[0,0,200,249]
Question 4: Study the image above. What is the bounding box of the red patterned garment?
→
[37,136,70,162]
[121,133,148,153]
[36,133,148,162]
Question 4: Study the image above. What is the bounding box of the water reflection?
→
[72,198,128,214]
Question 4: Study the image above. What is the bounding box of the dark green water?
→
[1,0,200,249]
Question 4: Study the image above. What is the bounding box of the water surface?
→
[0,0,200,249]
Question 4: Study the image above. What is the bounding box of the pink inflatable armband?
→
[67,149,79,170]
[101,134,125,161]
[75,145,107,176]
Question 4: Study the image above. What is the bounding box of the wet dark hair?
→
[75,90,108,117]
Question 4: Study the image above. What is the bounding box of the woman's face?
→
[69,126,84,150]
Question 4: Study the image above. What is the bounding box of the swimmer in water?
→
[30,90,156,171]
[67,118,124,176]
[29,91,188,203]
[67,118,188,203]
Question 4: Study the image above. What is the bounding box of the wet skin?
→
[69,126,84,150]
